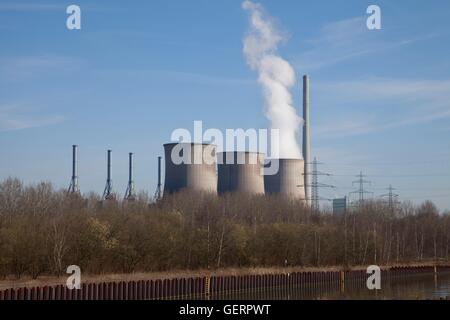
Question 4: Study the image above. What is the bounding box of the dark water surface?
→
[205,272,450,300]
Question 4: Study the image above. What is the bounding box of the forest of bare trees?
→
[0,177,449,279]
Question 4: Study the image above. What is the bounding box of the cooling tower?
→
[217,152,265,195]
[163,143,217,195]
[264,159,306,201]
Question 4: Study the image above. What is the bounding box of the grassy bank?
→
[1,261,447,290]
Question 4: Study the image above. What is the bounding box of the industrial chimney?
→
[102,149,114,200]
[303,75,311,206]
[124,152,135,201]
[154,156,162,201]
[68,144,79,193]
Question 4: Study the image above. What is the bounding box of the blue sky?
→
[0,0,449,210]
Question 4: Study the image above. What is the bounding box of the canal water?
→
[206,272,450,300]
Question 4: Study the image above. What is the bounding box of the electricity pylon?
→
[349,171,373,207]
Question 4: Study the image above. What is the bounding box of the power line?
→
[349,171,373,206]
[310,157,335,210]
[333,173,450,178]
[401,194,450,200]
[380,185,399,211]
[331,186,446,191]
[320,158,450,167]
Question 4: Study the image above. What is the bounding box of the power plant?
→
[217,152,265,195]
[163,143,217,195]
[157,76,311,200]
[66,75,312,205]
[264,159,305,200]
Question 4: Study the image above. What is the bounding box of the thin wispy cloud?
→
[314,78,450,138]
[0,55,84,80]
[296,17,436,71]
[322,78,450,100]
[157,70,254,86]
[0,2,110,12]
[0,3,63,11]
[2,55,81,69]
[315,109,450,138]
[0,105,64,132]
[314,117,377,138]
[387,109,450,128]
[0,54,250,87]
[93,68,254,87]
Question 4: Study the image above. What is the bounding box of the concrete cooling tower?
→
[163,143,217,195]
[264,159,306,201]
[217,152,265,195]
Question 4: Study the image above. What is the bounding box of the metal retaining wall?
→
[1,265,449,300]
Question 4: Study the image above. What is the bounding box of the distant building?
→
[333,197,347,216]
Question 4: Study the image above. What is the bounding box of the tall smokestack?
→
[303,75,311,206]
[68,144,79,193]
[129,153,133,185]
[124,152,135,201]
[107,150,111,184]
[103,149,113,200]
[154,156,162,201]
[158,156,162,191]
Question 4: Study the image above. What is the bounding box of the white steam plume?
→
[242,0,303,159]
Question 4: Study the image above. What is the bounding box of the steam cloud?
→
[242,0,303,159]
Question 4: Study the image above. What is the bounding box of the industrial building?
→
[333,197,347,216]
[163,142,217,195]
[217,152,265,195]
[264,159,305,200]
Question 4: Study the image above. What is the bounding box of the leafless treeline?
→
[0,177,449,279]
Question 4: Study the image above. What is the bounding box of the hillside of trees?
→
[0,177,449,279]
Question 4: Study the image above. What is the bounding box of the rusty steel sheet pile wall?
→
[1,265,450,300]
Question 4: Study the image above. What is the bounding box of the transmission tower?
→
[381,185,399,211]
[310,157,335,211]
[68,144,80,193]
[124,152,136,201]
[153,156,162,201]
[349,171,373,207]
